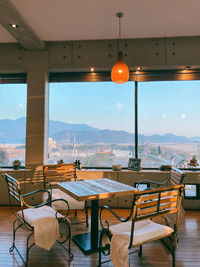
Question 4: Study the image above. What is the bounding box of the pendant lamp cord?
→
[117,12,123,51]
[118,16,121,51]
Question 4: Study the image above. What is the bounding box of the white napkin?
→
[32,216,59,251]
[110,233,129,267]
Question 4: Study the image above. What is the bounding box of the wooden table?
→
[57,178,137,255]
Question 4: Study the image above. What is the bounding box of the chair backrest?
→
[4,173,22,205]
[43,163,77,189]
[133,184,184,221]
[129,184,184,247]
[169,167,185,186]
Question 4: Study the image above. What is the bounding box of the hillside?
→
[0,118,199,144]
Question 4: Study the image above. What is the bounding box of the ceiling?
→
[0,0,200,49]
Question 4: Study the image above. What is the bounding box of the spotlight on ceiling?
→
[9,24,19,29]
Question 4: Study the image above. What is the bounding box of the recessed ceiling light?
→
[9,24,19,29]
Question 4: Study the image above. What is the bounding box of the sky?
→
[0,80,200,137]
[50,81,134,133]
[139,80,200,137]
[0,84,27,119]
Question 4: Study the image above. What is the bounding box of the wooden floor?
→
[0,207,200,267]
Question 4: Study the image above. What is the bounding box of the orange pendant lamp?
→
[111,12,129,84]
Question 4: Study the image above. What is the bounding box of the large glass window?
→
[0,84,27,167]
[138,80,200,168]
[49,81,134,167]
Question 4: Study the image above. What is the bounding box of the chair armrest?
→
[100,206,133,230]
[137,178,169,187]
[21,197,70,219]
[21,189,52,208]
[19,198,70,229]
[22,189,51,198]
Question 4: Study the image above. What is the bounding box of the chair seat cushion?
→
[43,188,85,210]
[110,219,174,247]
[17,205,63,225]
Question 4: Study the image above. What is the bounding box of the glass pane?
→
[49,81,134,167]
[0,84,27,166]
[138,80,200,168]
[185,184,197,197]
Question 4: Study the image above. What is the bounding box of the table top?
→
[57,178,137,201]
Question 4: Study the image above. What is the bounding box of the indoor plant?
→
[189,155,199,167]
[12,160,21,170]
[57,159,64,164]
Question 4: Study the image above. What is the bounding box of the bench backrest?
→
[43,163,77,189]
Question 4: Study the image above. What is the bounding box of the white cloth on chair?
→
[17,205,62,251]
[43,188,85,210]
[110,233,129,267]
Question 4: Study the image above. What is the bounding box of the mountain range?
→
[0,117,200,144]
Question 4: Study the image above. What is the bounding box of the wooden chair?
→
[98,184,185,267]
[136,166,185,189]
[4,173,73,267]
[42,163,88,227]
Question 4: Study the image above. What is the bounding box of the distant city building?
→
[49,137,57,149]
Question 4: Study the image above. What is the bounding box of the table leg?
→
[91,199,99,248]
[72,199,100,255]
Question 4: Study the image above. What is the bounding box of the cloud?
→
[117,103,122,109]
[181,114,186,119]
[18,104,23,108]
[162,114,167,119]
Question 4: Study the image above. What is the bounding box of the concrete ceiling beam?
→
[0,0,45,50]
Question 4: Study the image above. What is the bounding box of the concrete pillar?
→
[25,65,49,168]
